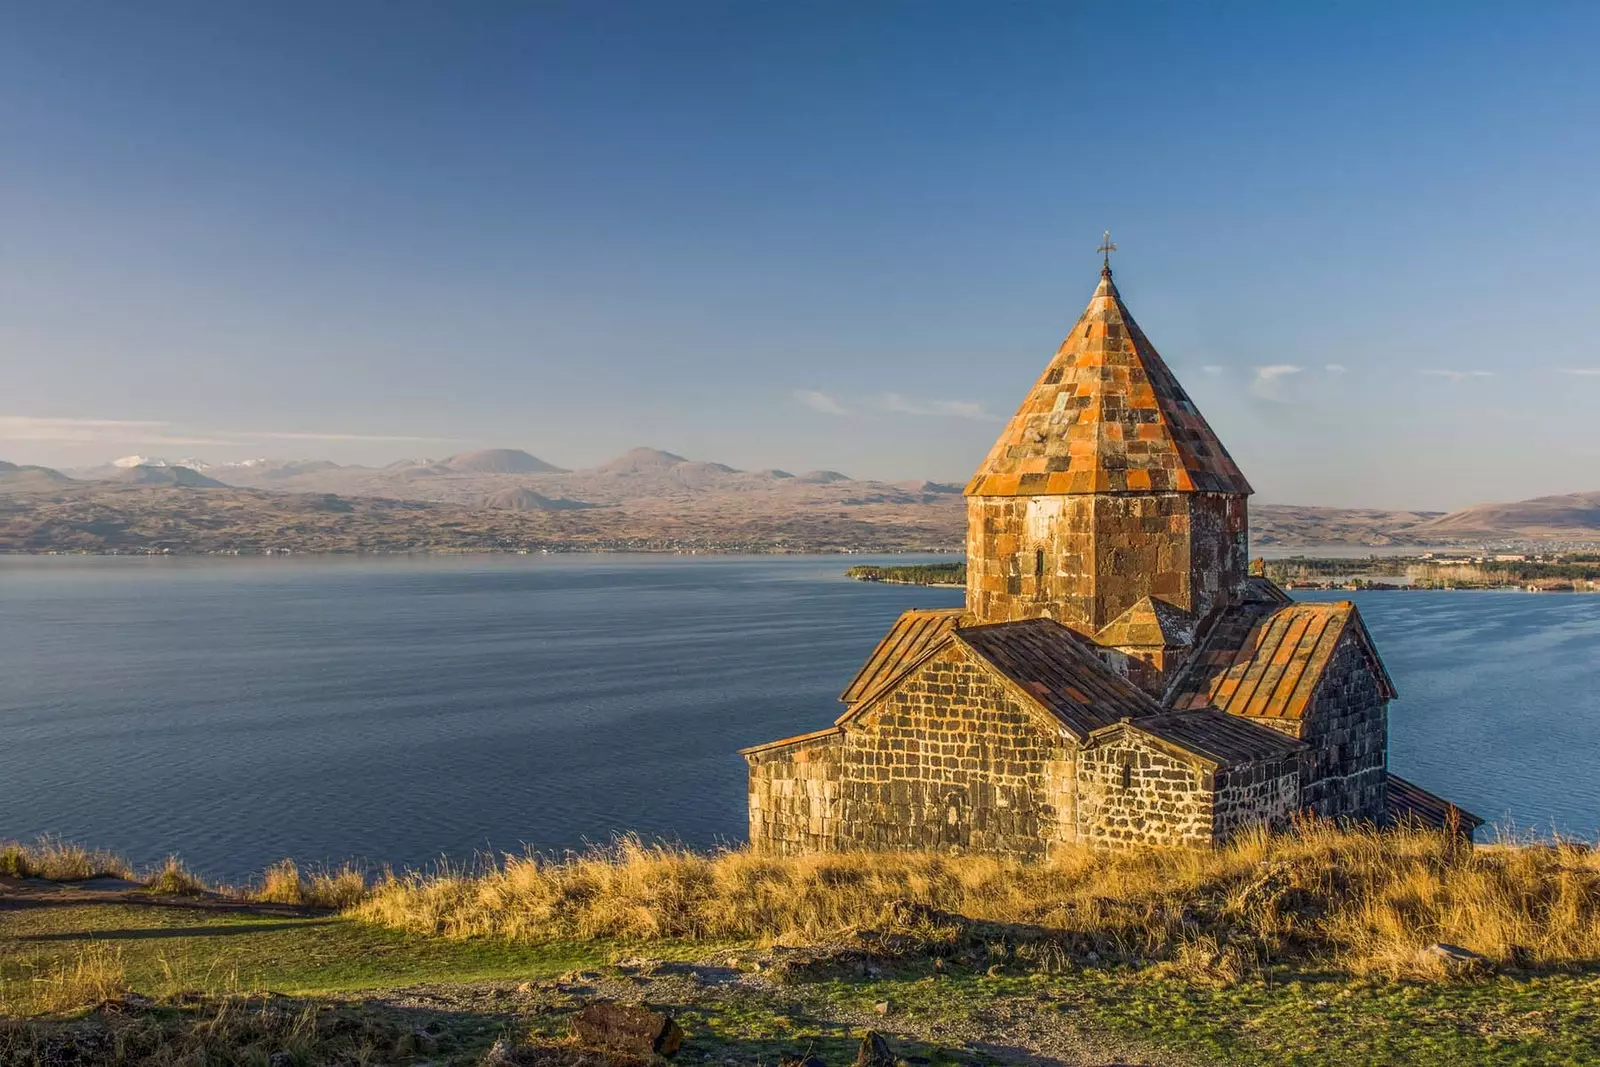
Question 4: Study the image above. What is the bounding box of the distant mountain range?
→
[8,446,1599,554]
[66,447,967,511]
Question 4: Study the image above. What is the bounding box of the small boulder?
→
[1421,942,1490,975]
[855,1031,896,1067]
[873,1000,892,1016]
[572,1001,684,1057]
[482,1038,516,1066]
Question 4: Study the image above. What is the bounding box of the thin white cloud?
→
[1421,370,1497,382]
[238,430,463,442]
[1255,365,1304,381]
[793,389,850,416]
[1201,365,1225,375]
[1559,368,1600,377]
[1248,364,1303,403]
[882,393,997,420]
[1325,363,1348,374]
[0,416,227,446]
[0,415,462,447]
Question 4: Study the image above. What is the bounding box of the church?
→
[743,255,1481,854]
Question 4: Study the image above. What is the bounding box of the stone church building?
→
[743,260,1481,854]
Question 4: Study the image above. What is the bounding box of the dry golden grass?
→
[143,855,210,897]
[0,996,326,1062]
[0,944,128,1017]
[250,859,369,910]
[352,823,1600,979]
[0,838,134,882]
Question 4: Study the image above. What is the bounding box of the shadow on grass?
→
[15,920,334,942]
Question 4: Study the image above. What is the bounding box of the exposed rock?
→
[1421,942,1491,975]
[571,1000,683,1056]
[854,1030,896,1067]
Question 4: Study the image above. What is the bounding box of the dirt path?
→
[0,875,328,918]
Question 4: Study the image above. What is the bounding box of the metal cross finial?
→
[1098,231,1117,272]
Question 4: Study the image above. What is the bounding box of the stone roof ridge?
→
[836,606,965,711]
[1094,595,1196,649]
[966,268,1252,498]
[1386,774,1485,833]
[1241,575,1293,604]
[953,617,1163,740]
[1090,707,1307,768]
[738,725,843,757]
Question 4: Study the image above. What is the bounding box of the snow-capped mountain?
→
[107,455,291,472]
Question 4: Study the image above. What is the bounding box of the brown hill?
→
[0,480,954,554]
[796,470,852,484]
[1406,491,1600,539]
[0,461,75,491]
[34,452,1600,553]
[481,487,594,511]
[1249,505,1444,547]
[439,448,566,474]
[108,465,226,488]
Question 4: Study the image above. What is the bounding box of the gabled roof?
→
[1094,595,1196,649]
[1091,708,1306,768]
[1167,600,1398,720]
[838,607,964,708]
[955,618,1162,740]
[1386,774,1484,833]
[739,725,843,758]
[966,268,1252,498]
[1242,575,1292,604]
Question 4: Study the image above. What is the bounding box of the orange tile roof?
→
[837,607,964,708]
[966,268,1251,498]
[1167,600,1396,720]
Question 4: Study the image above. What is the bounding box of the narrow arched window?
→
[1035,548,1045,577]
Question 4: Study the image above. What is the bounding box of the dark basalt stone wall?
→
[1076,729,1215,847]
[1299,632,1389,820]
[835,645,1076,858]
[746,731,844,855]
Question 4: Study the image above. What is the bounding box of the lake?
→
[2,555,1596,881]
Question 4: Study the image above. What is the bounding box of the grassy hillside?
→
[3,828,1598,1065]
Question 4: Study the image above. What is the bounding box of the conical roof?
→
[966,269,1251,496]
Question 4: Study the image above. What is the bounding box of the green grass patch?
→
[0,904,719,1003]
[801,966,1600,1067]
[5,904,1598,1065]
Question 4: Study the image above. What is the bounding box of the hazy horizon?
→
[4,3,1599,511]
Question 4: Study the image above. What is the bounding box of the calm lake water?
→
[2,555,1596,880]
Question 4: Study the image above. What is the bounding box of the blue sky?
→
[2,2,1597,509]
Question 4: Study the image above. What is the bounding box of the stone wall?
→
[1075,729,1214,848]
[836,645,1076,858]
[1212,758,1301,844]
[965,492,1248,634]
[1098,644,1185,699]
[1298,632,1388,820]
[745,729,844,855]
